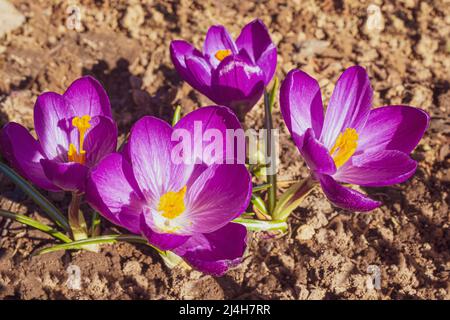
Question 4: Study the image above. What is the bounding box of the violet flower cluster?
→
[0,18,429,277]
[170,19,277,120]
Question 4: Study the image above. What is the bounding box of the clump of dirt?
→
[0,0,449,299]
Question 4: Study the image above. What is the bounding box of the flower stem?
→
[264,89,277,215]
[68,192,88,241]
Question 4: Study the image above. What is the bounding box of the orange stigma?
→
[68,115,91,165]
[214,49,232,61]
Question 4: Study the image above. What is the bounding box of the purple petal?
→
[280,69,324,147]
[211,56,265,116]
[184,56,212,97]
[173,222,247,276]
[334,150,417,187]
[320,66,373,149]
[184,163,252,234]
[83,116,118,167]
[0,123,58,191]
[203,25,238,68]
[174,105,242,164]
[63,76,112,118]
[34,92,74,161]
[129,116,191,202]
[358,105,429,154]
[40,159,89,192]
[140,215,190,251]
[318,174,381,212]
[236,19,277,84]
[170,40,207,84]
[86,153,144,234]
[300,129,336,175]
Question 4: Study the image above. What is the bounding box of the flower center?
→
[68,115,91,165]
[158,186,187,219]
[330,128,358,168]
[214,49,232,61]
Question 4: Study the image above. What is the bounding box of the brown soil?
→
[0,0,449,300]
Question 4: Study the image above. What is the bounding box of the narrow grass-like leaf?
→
[233,217,288,232]
[90,211,101,236]
[251,195,268,215]
[172,105,182,126]
[252,183,272,193]
[0,162,69,231]
[0,209,71,243]
[36,234,159,255]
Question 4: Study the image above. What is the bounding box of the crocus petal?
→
[235,19,277,84]
[140,215,190,251]
[40,159,89,192]
[280,69,324,147]
[184,56,213,97]
[334,150,417,187]
[174,105,242,164]
[86,153,144,234]
[173,222,247,276]
[129,116,191,202]
[211,56,265,116]
[34,92,74,161]
[83,116,118,167]
[320,66,373,149]
[300,129,336,175]
[318,174,381,212]
[170,40,209,85]
[357,105,430,154]
[63,76,112,118]
[184,163,252,234]
[0,123,58,191]
[203,25,238,68]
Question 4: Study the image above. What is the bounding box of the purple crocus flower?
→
[170,19,277,120]
[0,76,117,193]
[86,106,252,276]
[280,66,429,211]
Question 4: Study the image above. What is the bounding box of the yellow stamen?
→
[214,49,232,61]
[158,186,187,219]
[67,115,91,165]
[330,128,358,168]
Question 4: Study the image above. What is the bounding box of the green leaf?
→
[90,211,101,237]
[172,105,182,126]
[251,195,268,215]
[0,209,71,243]
[36,234,159,255]
[272,177,316,221]
[233,217,288,232]
[0,162,69,231]
[159,251,184,269]
[252,183,272,193]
